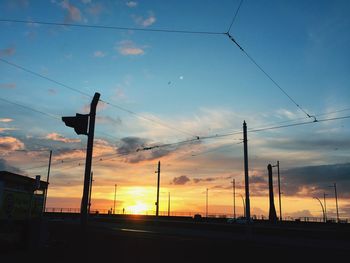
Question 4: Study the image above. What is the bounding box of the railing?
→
[44,207,349,223]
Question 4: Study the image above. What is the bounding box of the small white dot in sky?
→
[179,76,184,80]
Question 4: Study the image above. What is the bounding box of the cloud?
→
[0,136,24,152]
[61,0,82,22]
[0,83,16,89]
[81,0,91,4]
[45,133,81,143]
[48,88,57,95]
[93,50,106,58]
[0,46,16,57]
[0,128,17,133]
[0,118,13,123]
[172,175,190,185]
[116,137,171,163]
[0,158,23,174]
[280,163,350,197]
[192,176,231,184]
[86,3,104,16]
[116,40,145,56]
[132,12,156,27]
[126,1,137,8]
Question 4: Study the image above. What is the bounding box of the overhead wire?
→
[227,0,244,33]
[0,19,225,35]
[0,57,199,139]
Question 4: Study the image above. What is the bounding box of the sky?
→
[1,0,350,219]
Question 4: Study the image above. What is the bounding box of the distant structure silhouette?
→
[267,164,277,222]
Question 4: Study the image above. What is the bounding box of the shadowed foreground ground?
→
[1,215,349,262]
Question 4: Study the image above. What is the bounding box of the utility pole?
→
[113,184,117,214]
[272,161,282,221]
[243,121,251,221]
[329,183,340,222]
[232,179,236,219]
[168,192,170,216]
[43,150,52,213]
[88,171,93,214]
[155,161,160,217]
[323,192,327,222]
[206,188,209,218]
[80,92,100,228]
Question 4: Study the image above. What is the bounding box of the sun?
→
[127,202,149,215]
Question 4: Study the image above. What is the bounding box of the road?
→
[2,215,349,262]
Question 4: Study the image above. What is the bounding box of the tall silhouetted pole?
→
[206,188,208,218]
[155,161,160,217]
[243,121,250,221]
[329,183,339,222]
[81,92,100,228]
[43,150,52,213]
[113,184,117,214]
[272,161,282,221]
[168,192,170,216]
[88,171,93,214]
[232,179,236,219]
[267,164,277,222]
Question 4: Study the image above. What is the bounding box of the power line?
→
[0,58,199,139]
[0,19,225,35]
[139,115,350,151]
[226,34,315,120]
[0,96,60,120]
[227,0,244,33]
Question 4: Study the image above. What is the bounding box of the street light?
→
[206,188,209,218]
[328,183,340,223]
[313,197,326,223]
[238,193,246,218]
[231,179,236,219]
[113,184,117,214]
[272,161,282,221]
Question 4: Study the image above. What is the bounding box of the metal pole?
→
[334,183,339,223]
[168,192,170,216]
[113,184,117,214]
[43,150,52,213]
[267,164,277,222]
[155,161,160,217]
[323,192,327,222]
[232,179,236,219]
[314,197,325,222]
[81,92,100,228]
[239,194,245,218]
[277,161,282,221]
[88,171,93,214]
[243,121,251,221]
[206,188,208,218]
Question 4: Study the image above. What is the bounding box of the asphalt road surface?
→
[2,216,349,262]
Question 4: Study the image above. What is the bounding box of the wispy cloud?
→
[0,46,16,57]
[0,83,16,89]
[0,128,17,133]
[0,118,13,123]
[61,0,82,22]
[86,3,104,17]
[132,11,156,27]
[93,50,106,58]
[116,40,145,56]
[0,136,24,152]
[126,1,137,8]
[172,175,191,185]
[45,133,80,143]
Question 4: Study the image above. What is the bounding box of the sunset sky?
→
[1,0,350,219]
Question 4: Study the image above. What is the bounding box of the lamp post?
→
[313,197,326,223]
[231,179,236,219]
[113,184,117,214]
[329,183,339,222]
[323,192,327,222]
[206,188,209,218]
[168,192,170,216]
[239,193,246,218]
[272,161,282,221]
